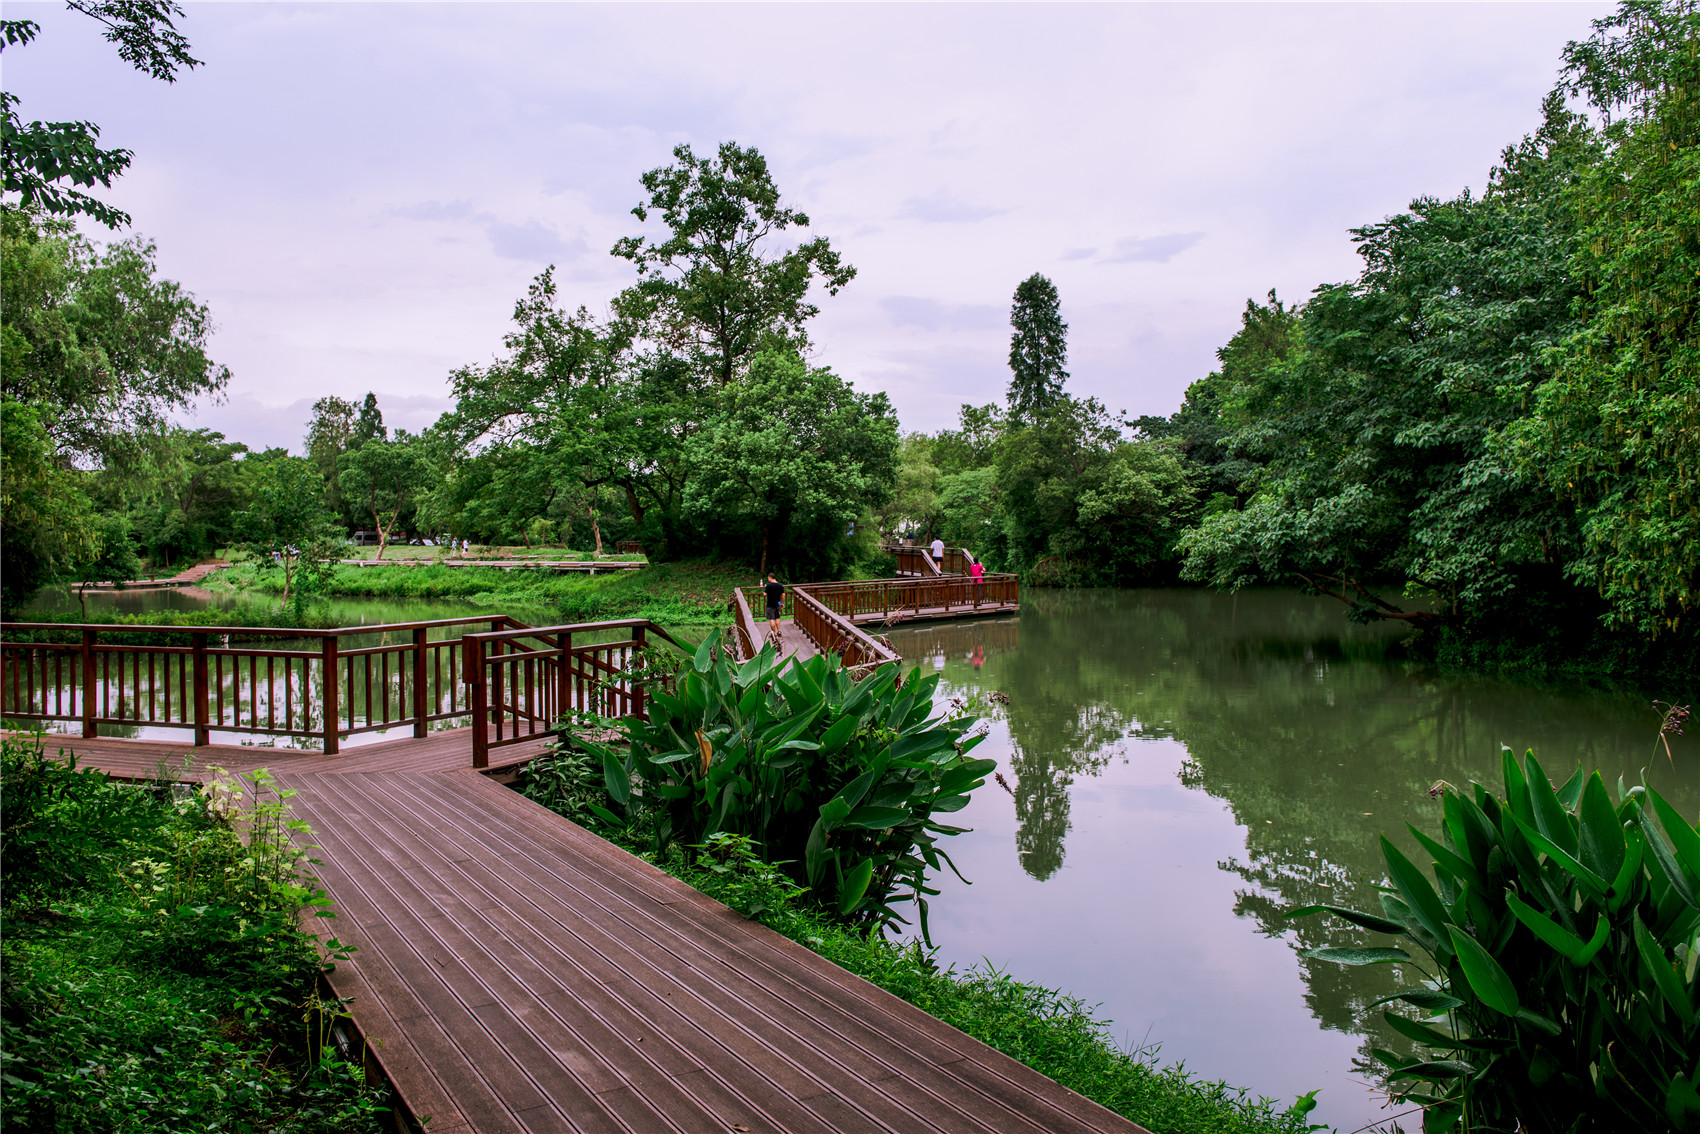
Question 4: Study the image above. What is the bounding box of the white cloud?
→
[1102,233,1206,265]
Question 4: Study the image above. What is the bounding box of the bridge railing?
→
[801,574,1019,624]
[789,588,901,671]
[883,544,979,576]
[0,616,517,754]
[459,619,682,769]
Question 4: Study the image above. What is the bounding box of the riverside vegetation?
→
[1290,750,1700,1133]
[516,640,1324,1134]
[6,2,1695,689]
[0,734,386,1133]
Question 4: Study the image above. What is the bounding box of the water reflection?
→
[886,588,1697,1131]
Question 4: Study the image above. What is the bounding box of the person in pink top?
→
[968,556,985,602]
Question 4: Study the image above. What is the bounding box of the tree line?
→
[2,1,1693,682]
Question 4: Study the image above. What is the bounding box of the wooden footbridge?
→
[0,570,1090,1134]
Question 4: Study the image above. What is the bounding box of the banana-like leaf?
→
[1578,772,1627,882]
[1506,890,1608,966]
[1303,946,1410,966]
[817,714,858,754]
[1525,753,1580,855]
[1387,1059,1477,1082]
[1510,813,1610,897]
[1666,1071,1700,1129]
[1382,1010,1460,1048]
[1368,988,1465,1013]
[1409,825,1483,892]
[1635,912,1698,1027]
[837,858,875,914]
[1284,903,1408,934]
[1501,746,1531,824]
[1608,828,1646,915]
[692,633,716,673]
[1382,837,1452,951]
[602,751,631,805]
[842,805,911,830]
[1446,926,1519,1016]
[1650,790,1700,884]
[1642,807,1700,911]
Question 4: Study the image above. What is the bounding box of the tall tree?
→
[611,141,855,387]
[233,453,344,611]
[304,395,357,518]
[1,2,202,228]
[1006,273,1068,423]
[352,391,386,447]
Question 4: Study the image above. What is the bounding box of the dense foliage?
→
[0,735,386,1132]
[1291,750,1700,1133]
[557,634,993,938]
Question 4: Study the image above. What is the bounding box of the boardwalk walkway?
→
[56,730,1148,1134]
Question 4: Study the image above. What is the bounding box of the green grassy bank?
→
[213,558,748,627]
[0,736,387,1133]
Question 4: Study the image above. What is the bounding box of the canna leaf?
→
[602,751,631,805]
[1634,913,1697,1027]
[842,805,911,830]
[1501,746,1531,824]
[1509,813,1610,896]
[1369,988,1465,1013]
[1555,762,1587,809]
[1284,904,1408,934]
[1642,807,1700,911]
[1524,753,1579,855]
[691,633,716,673]
[1577,772,1626,882]
[1507,890,1608,966]
[1302,946,1411,966]
[837,858,875,914]
[1409,825,1483,892]
[817,715,858,753]
[1446,926,1519,1016]
[1649,790,1700,883]
[1387,1059,1476,1082]
[1382,837,1452,951]
[1382,1011,1460,1048]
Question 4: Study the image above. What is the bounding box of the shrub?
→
[566,631,992,938]
[1291,748,1700,1133]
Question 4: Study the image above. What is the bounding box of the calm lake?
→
[32,583,1698,1131]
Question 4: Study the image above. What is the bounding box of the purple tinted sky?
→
[6,2,1611,452]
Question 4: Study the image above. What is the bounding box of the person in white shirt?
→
[930,537,945,568]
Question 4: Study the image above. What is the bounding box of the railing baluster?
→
[322,636,340,755]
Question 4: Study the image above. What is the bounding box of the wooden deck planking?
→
[26,728,550,782]
[58,725,1150,1134]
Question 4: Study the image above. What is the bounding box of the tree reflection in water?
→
[888,587,1699,1086]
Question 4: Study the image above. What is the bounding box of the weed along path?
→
[56,729,1143,1134]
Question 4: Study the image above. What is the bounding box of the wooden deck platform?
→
[844,602,1020,629]
[58,730,1149,1134]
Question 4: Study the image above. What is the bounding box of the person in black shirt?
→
[762,573,784,641]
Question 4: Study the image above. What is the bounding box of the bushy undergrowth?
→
[3,607,345,645]
[516,761,1319,1134]
[220,558,746,626]
[0,735,387,1133]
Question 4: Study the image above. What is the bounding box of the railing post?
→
[466,635,488,769]
[631,625,646,721]
[191,632,210,746]
[412,627,429,738]
[557,631,572,724]
[321,635,340,755]
[80,629,97,738]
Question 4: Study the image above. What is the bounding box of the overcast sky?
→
[7,1,1611,453]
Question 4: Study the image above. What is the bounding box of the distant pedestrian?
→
[969,557,985,601]
[930,536,945,569]
[763,572,785,642]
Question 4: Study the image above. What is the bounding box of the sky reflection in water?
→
[884,589,1697,1133]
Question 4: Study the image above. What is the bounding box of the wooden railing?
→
[3,616,524,754]
[460,619,682,769]
[789,588,900,671]
[730,586,764,660]
[802,573,1019,625]
[883,544,977,576]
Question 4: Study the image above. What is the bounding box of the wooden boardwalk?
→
[57,730,1150,1134]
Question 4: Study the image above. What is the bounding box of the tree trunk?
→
[624,482,645,524]
[759,522,769,577]
[591,510,603,557]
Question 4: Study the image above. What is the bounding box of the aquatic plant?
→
[1290,748,1700,1133]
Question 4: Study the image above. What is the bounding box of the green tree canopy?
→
[1,2,201,228]
[611,141,855,387]
[340,432,437,559]
[681,350,898,575]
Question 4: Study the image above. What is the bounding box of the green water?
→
[32,583,1697,1130]
[882,588,1697,1131]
